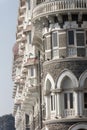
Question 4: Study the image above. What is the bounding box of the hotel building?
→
[12,0,87,130]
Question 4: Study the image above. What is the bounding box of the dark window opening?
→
[70,93,73,108]
[28,0,30,10]
[76,32,84,46]
[86,31,87,44]
[52,32,57,47]
[84,93,87,108]
[64,93,68,109]
[68,30,74,45]
[51,95,55,111]
[29,31,31,44]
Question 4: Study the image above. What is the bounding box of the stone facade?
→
[43,59,87,81]
[46,122,87,130]
[12,0,87,130]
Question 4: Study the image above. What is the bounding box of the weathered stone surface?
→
[45,121,87,130]
[59,33,67,48]
[43,59,87,82]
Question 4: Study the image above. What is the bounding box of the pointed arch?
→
[44,73,55,95]
[79,70,87,88]
[57,70,78,89]
[69,123,87,130]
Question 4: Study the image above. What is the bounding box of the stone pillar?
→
[79,91,83,116]
[74,91,79,116]
[45,96,51,119]
[57,93,62,118]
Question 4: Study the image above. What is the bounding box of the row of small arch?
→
[44,69,87,93]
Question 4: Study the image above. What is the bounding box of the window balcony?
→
[19,51,24,57]
[24,58,38,67]
[22,67,28,73]
[19,5,26,14]
[25,77,38,94]
[21,103,33,113]
[21,35,27,43]
[20,78,25,85]
[21,73,26,79]
[28,77,37,86]
[14,97,22,105]
[17,23,23,32]
[16,57,23,63]
[32,0,87,21]
[20,42,26,49]
[17,30,23,38]
[23,25,32,33]
[18,13,25,22]
[14,78,20,84]
[68,47,77,57]
[63,109,75,117]
[16,36,22,43]
[83,109,87,117]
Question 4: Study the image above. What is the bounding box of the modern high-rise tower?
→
[12,0,87,130]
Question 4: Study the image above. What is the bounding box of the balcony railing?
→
[24,58,38,66]
[68,47,77,57]
[19,5,26,13]
[28,77,37,86]
[63,109,75,117]
[32,0,87,20]
[83,109,87,117]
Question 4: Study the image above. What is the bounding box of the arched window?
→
[68,123,87,130]
[79,71,87,117]
[45,79,51,95]
[83,78,87,116]
[57,70,78,118]
[46,79,56,117]
[44,74,55,119]
[61,76,74,117]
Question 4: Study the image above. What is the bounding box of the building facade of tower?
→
[12,0,87,130]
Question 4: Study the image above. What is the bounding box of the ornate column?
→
[45,95,51,119]
[56,92,62,118]
[79,90,83,116]
[74,90,79,117]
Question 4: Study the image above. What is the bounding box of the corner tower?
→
[32,0,87,130]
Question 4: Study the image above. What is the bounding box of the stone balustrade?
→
[83,109,87,117]
[63,109,75,117]
[32,0,87,20]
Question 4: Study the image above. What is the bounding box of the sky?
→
[0,0,18,116]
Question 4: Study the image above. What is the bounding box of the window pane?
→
[76,32,85,46]
[45,36,51,50]
[51,95,53,111]
[30,67,34,76]
[68,30,74,45]
[70,93,73,109]
[25,114,29,125]
[84,93,87,108]
[51,95,55,111]
[52,32,57,47]
[29,31,31,44]
[28,0,30,10]
[86,31,87,44]
[64,93,68,109]
[54,95,55,110]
